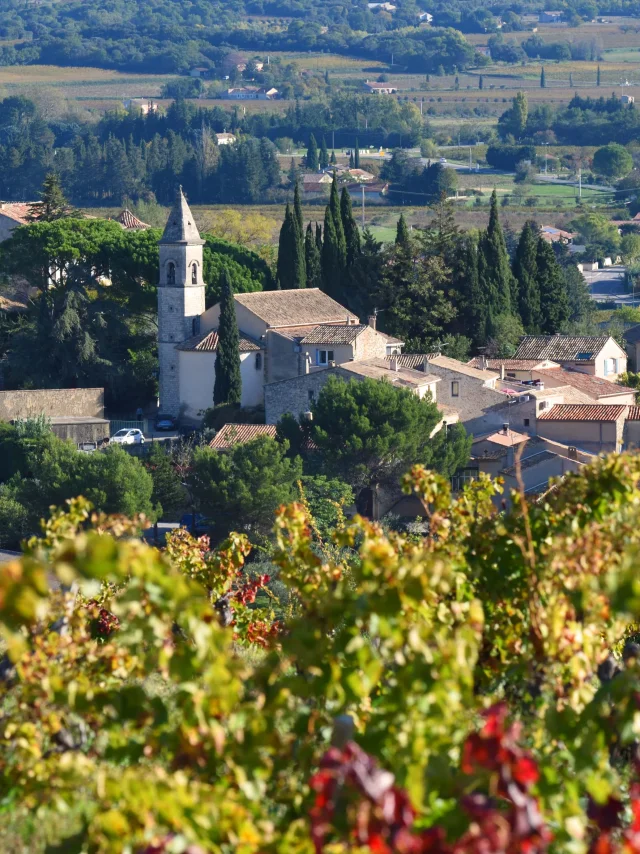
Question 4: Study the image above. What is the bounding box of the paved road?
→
[582,266,638,305]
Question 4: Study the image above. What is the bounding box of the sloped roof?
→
[300,324,368,345]
[500,450,559,477]
[116,208,150,230]
[428,355,500,381]
[383,353,440,369]
[0,202,32,225]
[234,288,357,328]
[627,406,640,420]
[160,187,204,245]
[338,358,438,389]
[176,329,261,352]
[472,429,530,447]
[537,369,635,399]
[210,423,276,448]
[514,336,613,362]
[537,404,627,422]
[467,358,559,370]
[623,324,640,345]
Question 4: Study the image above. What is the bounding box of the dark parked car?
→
[179,513,213,536]
[155,413,177,431]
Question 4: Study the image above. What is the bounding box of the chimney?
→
[500,364,505,380]
[304,353,311,375]
[423,356,430,374]
[502,423,509,435]
[367,314,377,330]
[480,355,488,371]
[390,356,399,372]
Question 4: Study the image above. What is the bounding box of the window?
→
[191,262,198,284]
[524,418,530,427]
[308,389,315,402]
[191,317,200,336]
[316,349,334,366]
[451,380,459,397]
[507,372,516,378]
[255,352,262,370]
[604,358,618,376]
[167,262,176,285]
[539,401,546,411]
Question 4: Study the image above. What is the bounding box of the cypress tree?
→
[276,203,306,289]
[512,222,541,333]
[293,181,304,236]
[540,66,546,89]
[340,187,361,266]
[321,206,341,300]
[354,138,360,169]
[213,271,242,407]
[307,134,319,171]
[537,238,569,333]
[330,149,337,165]
[597,64,601,86]
[329,176,347,269]
[349,151,355,169]
[479,75,483,90]
[396,213,410,247]
[478,190,515,322]
[305,222,322,289]
[319,136,329,170]
[315,221,323,253]
[456,235,488,347]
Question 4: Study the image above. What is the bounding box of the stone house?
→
[513,335,627,380]
[209,423,277,449]
[536,403,628,454]
[0,387,109,445]
[529,368,636,405]
[466,357,560,381]
[0,202,32,242]
[363,81,398,94]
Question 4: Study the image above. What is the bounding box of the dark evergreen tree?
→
[597,64,601,86]
[329,176,347,270]
[305,222,322,289]
[321,207,342,300]
[340,187,361,267]
[454,236,488,347]
[349,151,355,169]
[477,190,515,324]
[540,66,546,88]
[330,150,337,165]
[315,221,323,253]
[319,136,329,170]
[512,222,541,333]
[354,138,360,169]
[28,172,73,222]
[420,195,459,265]
[479,75,483,90]
[306,134,319,171]
[276,203,306,289]
[395,213,410,247]
[293,181,304,236]
[537,238,570,333]
[213,271,241,407]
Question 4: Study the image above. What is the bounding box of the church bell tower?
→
[157,187,206,416]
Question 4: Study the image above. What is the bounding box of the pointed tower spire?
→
[160,186,205,245]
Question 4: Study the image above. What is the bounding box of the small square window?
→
[524,418,530,427]
[539,401,546,411]
[308,389,315,402]
[451,380,459,397]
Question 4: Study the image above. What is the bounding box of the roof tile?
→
[210,424,276,448]
[300,324,368,345]
[177,329,261,352]
[234,288,357,328]
[535,368,635,399]
[514,335,612,362]
[537,404,627,421]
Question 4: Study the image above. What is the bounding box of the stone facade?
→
[157,189,206,416]
[50,417,110,445]
[0,387,104,421]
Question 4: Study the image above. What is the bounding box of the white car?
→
[110,428,145,446]
[439,157,447,164]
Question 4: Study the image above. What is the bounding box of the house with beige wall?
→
[530,368,635,405]
[514,335,627,380]
[623,325,640,371]
[536,403,628,453]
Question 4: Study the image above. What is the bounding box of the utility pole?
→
[332,129,335,151]
[361,184,365,228]
[579,167,582,200]
[420,98,423,116]
[469,146,472,171]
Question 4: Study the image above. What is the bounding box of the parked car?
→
[179,513,213,536]
[77,441,98,453]
[110,428,145,445]
[155,413,177,431]
[439,157,447,164]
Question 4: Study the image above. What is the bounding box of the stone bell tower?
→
[157,187,206,416]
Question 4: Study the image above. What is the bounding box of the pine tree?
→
[305,222,322,289]
[288,157,299,187]
[330,149,337,165]
[536,238,569,333]
[276,203,306,289]
[477,190,515,323]
[307,134,319,171]
[213,271,242,407]
[479,75,483,90]
[320,136,329,170]
[329,176,347,270]
[512,222,541,333]
[321,207,342,300]
[395,213,410,247]
[293,181,304,236]
[145,443,185,521]
[540,67,546,89]
[354,138,360,169]
[28,172,74,222]
[597,64,601,86]
[340,187,361,267]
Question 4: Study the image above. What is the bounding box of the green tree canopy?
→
[213,270,242,407]
[27,172,74,223]
[592,143,633,179]
[512,221,541,333]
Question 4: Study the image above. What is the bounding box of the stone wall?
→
[0,388,104,421]
[51,419,110,445]
[265,368,337,424]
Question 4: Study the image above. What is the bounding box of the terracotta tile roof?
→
[428,355,499,381]
[472,429,530,447]
[0,202,32,225]
[383,353,440,369]
[467,358,559,370]
[176,329,261,352]
[300,324,367,344]
[378,332,404,345]
[472,450,507,461]
[500,450,559,477]
[210,423,276,448]
[338,358,438,389]
[537,404,627,422]
[116,208,150,230]
[536,369,635,399]
[234,288,357,328]
[514,335,613,362]
[627,406,640,420]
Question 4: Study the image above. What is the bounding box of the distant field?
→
[253,51,386,72]
[466,20,640,50]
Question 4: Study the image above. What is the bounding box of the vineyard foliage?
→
[4,455,640,852]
